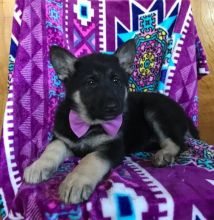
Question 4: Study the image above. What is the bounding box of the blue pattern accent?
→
[118,196,132,216]
[50,71,62,87]
[167,3,180,36]
[48,132,54,142]
[87,33,96,50]
[159,15,177,32]
[46,21,63,32]
[197,159,214,170]
[8,55,15,74]
[49,90,65,99]
[150,0,164,24]
[131,3,145,31]
[81,5,87,17]
[49,8,60,21]
[103,51,114,55]
[0,195,6,218]
[47,0,63,8]
[140,13,156,33]
[73,29,82,47]
[45,205,82,220]
[118,32,136,43]
[79,4,87,19]
[10,39,18,58]
[114,193,135,220]
[132,152,153,160]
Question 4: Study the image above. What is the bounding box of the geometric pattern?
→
[101,182,148,219]
[3,1,47,208]
[110,0,208,126]
[74,0,94,26]
[168,5,201,125]
[73,29,82,47]
[0,189,7,219]
[173,137,214,171]
[125,157,175,219]
[73,19,96,57]
[14,0,46,172]
[206,179,214,186]
[46,0,65,144]
[112,0,181,92]
[192,205,206,220]
[8,3,21,85]
[130,12,169,92]
[114,0,180,49]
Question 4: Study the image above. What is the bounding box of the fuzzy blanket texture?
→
[0,0,213,219]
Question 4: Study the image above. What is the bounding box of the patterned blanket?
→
[1,0,213,219]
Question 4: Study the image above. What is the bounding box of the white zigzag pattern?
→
[192,205,207,220]
[8,210,24,220]
[164,4,193,96]
[14,4,22,26]
[3,3,23,199]
[125,157,174,220]
[65,0,70,50]
[3,77,22,196]
[98,0,106,52]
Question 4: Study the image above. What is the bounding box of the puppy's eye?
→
[112,76,121,85]
[86,79,96,87]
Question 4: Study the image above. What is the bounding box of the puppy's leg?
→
[24,139,72,183]
[152,138,180,167]
[59,151,111,204]
[145,112,181,167]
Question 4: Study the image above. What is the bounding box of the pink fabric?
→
[69,110,123,137]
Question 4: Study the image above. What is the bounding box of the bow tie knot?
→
[69,111,123,138]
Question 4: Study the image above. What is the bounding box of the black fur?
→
[50,39,199,168]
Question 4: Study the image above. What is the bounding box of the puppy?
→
[24,39,199,204]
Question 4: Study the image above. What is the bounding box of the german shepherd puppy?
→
[24,39,199,204]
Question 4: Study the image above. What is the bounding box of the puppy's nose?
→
[105,103,117,113]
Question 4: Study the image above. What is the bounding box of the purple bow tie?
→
[69,110,123,138]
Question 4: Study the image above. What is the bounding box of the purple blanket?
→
[1,0,213,219]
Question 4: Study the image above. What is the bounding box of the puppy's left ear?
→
[115,39,136,74]
[50,46,77,81]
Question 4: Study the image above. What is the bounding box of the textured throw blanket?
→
[1,0,213,219]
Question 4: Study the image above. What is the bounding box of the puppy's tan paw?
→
[59,172,94,204]
[24,160,55,184]
[152,149,175,167]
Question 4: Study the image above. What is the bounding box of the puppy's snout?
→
[105,102,117,113]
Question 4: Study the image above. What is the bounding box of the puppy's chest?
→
[55,126,113,154]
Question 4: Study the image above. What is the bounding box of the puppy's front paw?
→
[24,160,55,184]
[59,172,94,204]
[152,149,175,167]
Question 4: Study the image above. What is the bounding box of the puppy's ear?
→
[50,46,77,80]
[115,39,136,74]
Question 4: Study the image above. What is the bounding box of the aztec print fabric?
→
[0,0,212,219]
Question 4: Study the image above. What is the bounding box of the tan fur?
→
[153,138,180,167]
[145,111,180,167]
[59,151,110,204]
[55,130,118,151]
[73,91,105,125]
[24,139,72,183]
[79,134,117,150]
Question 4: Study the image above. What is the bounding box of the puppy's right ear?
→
[50,46,77,80]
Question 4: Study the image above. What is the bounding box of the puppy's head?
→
[50,40,135,123]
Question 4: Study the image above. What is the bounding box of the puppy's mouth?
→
[102,115,119,121]
[99,110,123,121]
